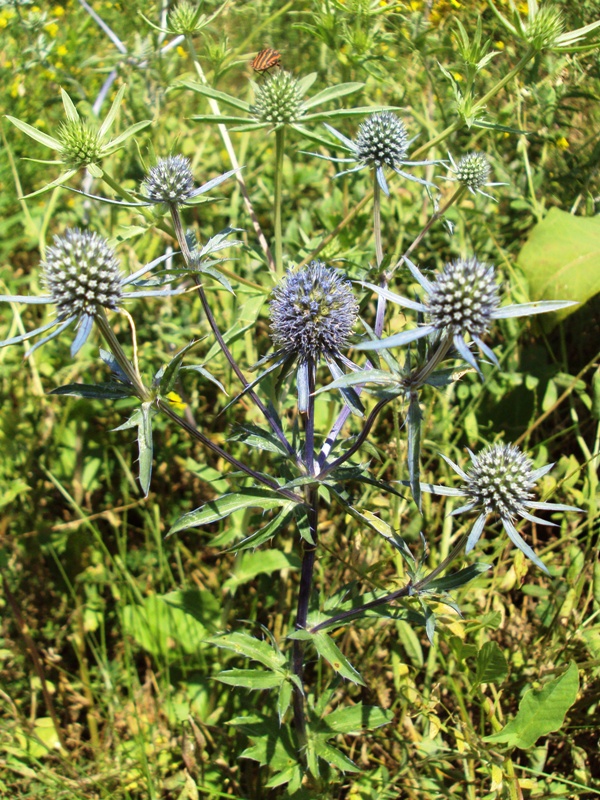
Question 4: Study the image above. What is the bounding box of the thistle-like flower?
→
[6,87,151,197]
[0,228,183,357]
[265,261,361,413]
[420,443,581,573]
[356,257,575,374]
[142,155,196,204]
[447,152,505,200]
[316,111,439,195]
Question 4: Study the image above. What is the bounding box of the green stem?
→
[274,126,286,277]
[185,34,275,272]
[95,309,150,401]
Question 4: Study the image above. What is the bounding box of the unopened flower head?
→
[251,71,302,125]
[526,6,564,50]
[355,112,409,170]
[270,261,358,361]
[43,229,123,318]
[58,120,102,168]
[427,258,500,338]
[142,155,195,204]
[168,0,204,34]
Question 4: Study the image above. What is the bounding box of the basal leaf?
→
[208,632,286,670]
[475,641,508,685]
[517,207,600,325]
[167,489,291,536]
[318,704,394,734]
[311,632,365,685]
[485,662,579,749]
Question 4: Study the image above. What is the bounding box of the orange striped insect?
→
[250,48,282,75]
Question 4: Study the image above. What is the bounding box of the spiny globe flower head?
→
[356,256,576,374]
[525,5,565,50]
[270,261,358,360]
[355,112,409,171]
[0,228,185,357]
[168,0,206,34]
[43,228,123,318]
[142,155,195,204]
[319,112,438,195]
[250,71,303,126]
[420,443,581,573]
[266,261,362,414]
[447,151,505,200]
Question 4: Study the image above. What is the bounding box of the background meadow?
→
[0,0,599,798]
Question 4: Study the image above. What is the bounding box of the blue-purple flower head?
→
[356,257,575,375]
[267,261,362,414]
[270,261,358,360]
[447,151,505,200]
[421,443,581,573]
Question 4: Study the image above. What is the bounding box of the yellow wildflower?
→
[556,137,569,150]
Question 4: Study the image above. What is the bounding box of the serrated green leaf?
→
[311,632,365,685]
[181,80,251,111]
[221,504,295,550]
[475,641,508,685]
[208,632,286,670]
[311,740,360,772]
[318,704,394,734]
[423,562,492,592]
[168,489,292,536]
[485,662,579,748]
[223,550,300,593]
[158,340,198,395]
[216,669,284,689]
[277,681,293,724]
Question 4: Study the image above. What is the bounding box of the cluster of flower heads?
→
[422,443,581,573]
[268,260,360,413]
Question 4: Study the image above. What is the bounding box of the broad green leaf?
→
[485,662,579,748]
[122,591,219,661]
[517,207,600,324]
[223,550,300,593]
[313,368,400,394]
[138,402,156,497]
[220,504,295,550]
[216,669,284,689]
[161,589,222,626]
[424,562,492,592]
[208,632,286,670]
[277,681,293,724]
[318,704,394,735]
[407,393,422,509]
[475,641,508,685]
[301,81,364,110]
[168,489,291,536]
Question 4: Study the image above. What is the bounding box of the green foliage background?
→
[0,0,599,798]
